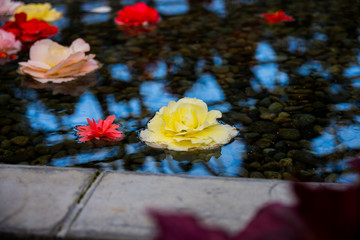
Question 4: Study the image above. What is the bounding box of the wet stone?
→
[273,152,286,160]
[325,173,338,183]
[278,128,301,140]
[10,136,30,147]
[294,114,316,127]
[238,167,249,177]
[243,132,260,140]
[0,118,12,126]
[249,121,279,133]
[0,94,11,106]
[250,171,265,178]
[35,144,50,155]
[288,150,323,166]
[255,138,273,148]
[32,155,52,165]
[53,151,67,159]
[260,112,276,120]
[268,102,283,113]
[264,171,282,180]
[1,125,12,135]
[232,113,252,125]
[1,139,11,149]
[279,158,293,167]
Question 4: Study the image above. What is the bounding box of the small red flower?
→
[1,12,58,44]
[115,2,160,27]
[261,10,294,23]
[76,115,124,142]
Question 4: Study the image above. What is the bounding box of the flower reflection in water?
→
[21,73,97,96]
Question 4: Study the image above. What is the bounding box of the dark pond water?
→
[1,0,360,182]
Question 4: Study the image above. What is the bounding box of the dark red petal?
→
[149,210,230,240]
[15,12,27,24]
[234,203,310,240]
[294,184,360,240]
[348,157,360,173]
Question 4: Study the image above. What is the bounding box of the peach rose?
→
[18,38,101,83]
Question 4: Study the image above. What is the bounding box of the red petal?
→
[294,184,360,240]
[149,210,229,240]
[103,115,116,130]
[15,12,27,24]
[234,203,309,240]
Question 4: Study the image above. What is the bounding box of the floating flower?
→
[13,3,62,22]
[0,29,21,65]
[1,12,58,44]
[115,3,160,27]
[0,0,23,17]
[18,38,101,83]
[261,10,294,23]
[140,97,238,151]
[76,115,124,142]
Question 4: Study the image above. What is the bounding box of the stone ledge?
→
[0,164,97,239]
[67,171,294,240]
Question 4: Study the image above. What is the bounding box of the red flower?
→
[261,10,294,23]
[115,3,160,27]
[76,115,124,142]
[1,12,58,43]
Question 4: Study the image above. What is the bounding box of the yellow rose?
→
[14,3,62,22]
[140,97,238,151]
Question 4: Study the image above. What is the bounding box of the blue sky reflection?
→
[155,0,189,15]
[140,81,176,112]
[108,63,132,82]
[61,92,103,128]
[185,74,225,103]
[26,102,59,132]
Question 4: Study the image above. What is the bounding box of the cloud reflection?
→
[155,0,189,15]
[185,74,225,103]
[61,92,103,128]
[140,81,176,112]
[108,63,132,82]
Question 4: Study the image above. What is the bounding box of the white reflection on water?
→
[51,5,69,40]
[286,36,306,53]
[107,95,141,118]
[205,0,226,17]
[298,60,331,79]
[61,92,103,127]
[146,60,167,79]
[255,42,276,62]
[51,147,120,167]
[155,0,189,15]
[140,81,176,113]
[252,42,289,91]
[154,139,244,177]
[138,156,162,173]
[108,63,132,82]
[343,53,360,87]
[251,63,289,91]
[185,74,225,103]
[312,121,360,156]
[81,2,110,24]
[26,102,59,132]
[206,139,244,176]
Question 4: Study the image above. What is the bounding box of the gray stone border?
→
[0,164,343,239]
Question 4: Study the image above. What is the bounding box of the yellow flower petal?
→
[14,3,62,22]
[140,97,238,151]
